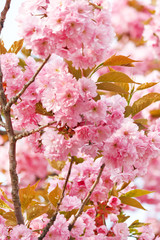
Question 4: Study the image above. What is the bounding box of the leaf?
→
[0,188,13,204]
[48,184,62,207]
[26,204,50,221]
[0,199,12,210]
[98,72,138,84]
[97,82,128,94]
[103,55,140,67]
[136,82,157,91]
[118,181,131,192]
[134,119,148,126]
[49,160,66,171]
[21,47,32,57]
[35,102,53,116]
[150,109,160,118]
[8,39,24,54]
[132,93,160,116]
[115,82,129,100]
[66,60,82,80]
[0,40,7,54]
[3,211,17,226]
[124,106,132,117]
[72,156,85,165]
[118,212,130,223]
[119,196,146,210]
[19,181,39,211]
[111,184,118,197]
[124,189,153,198]
[129,220,150,228]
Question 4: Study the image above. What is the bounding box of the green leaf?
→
[136,82,157,91]
[8,39,24,54]
[124,189,153,198]
[19,181,39,211]
[132,93,160,116]
[48,184,62,207]
[103,55,140,67]
[0,40,7,54]
[26,204,51,221]
[119,196,146,210]
[97,72,138,84]
[97,82,128,94]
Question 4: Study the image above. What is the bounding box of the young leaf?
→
[97,72,138,84]
[129,220,150,228]
[0,40,7,54]
[21,47,32,57]
[103,55,140,67]
[0,188,13,204]
[118,212,130,223]
[136,82,157,91]
[19,181,39,211]
[66,60,82,80]
[150,109,160,118]
[97,82,128,94]
[8,39,24,54]
[0,199,12,210]
[3,211,17,226]
[49,159,66,171]
[119,196,146,210]
[35,102,53,116]
[124,189,153,198]
[48,184,62,207]
[132,93,160,116]
[26,204,51,221]
[124,106,132,117]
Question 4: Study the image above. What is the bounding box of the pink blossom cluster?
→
[143,2,160,59]
[17,0,114,69]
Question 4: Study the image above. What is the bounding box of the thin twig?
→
[0,0,11,34]
[15,120,56,140]
[5,54,51,111]
[38,156,75,240]
[0,64,24,224]
[68,163,105,231]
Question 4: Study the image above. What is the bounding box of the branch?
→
[0,64,24,224]
[5,54,51,111]
[68,163,105,231]
[0,0,11,34]
[15,120,56,140]
[38,156,75,240]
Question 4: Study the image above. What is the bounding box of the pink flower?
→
[60,195,81,211]
[10,225,35,240]
[107,196,121,208]
[113,223,129,240]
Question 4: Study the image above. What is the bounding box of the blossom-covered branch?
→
[5,54,51,111]
[15,120,56,140]
[0,0,11,34]
[68,163,105,231]
[0,64,24,224]
[38,156,75,240]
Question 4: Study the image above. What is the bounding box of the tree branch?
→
[0,64,24,225]
[0,0,11,34]
[68,163,105,231]
[15,120,56,140]
[5,54,51,111]
[38,156,75,240]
